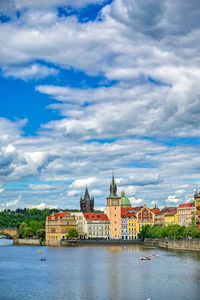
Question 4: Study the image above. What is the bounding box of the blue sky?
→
[1,0,200,210]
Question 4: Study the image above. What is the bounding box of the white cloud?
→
[5,195,21,207]
[29,184,54,190]
[29,202,58,209]
[70,178,98,189]
[166,195,180,204]
[129,197,143,205]
[3,64,59,80]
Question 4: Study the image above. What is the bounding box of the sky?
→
[1,0,200,211]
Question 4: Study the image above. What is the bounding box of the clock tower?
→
[106,172,121,239]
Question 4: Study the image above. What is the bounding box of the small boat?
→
[140,257,151,260]
[40,257,46,261]
[150,254,159,258]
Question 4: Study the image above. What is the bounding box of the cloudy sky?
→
[0,0,200,210]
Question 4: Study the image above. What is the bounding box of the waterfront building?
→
[121,213,129,240]
[177,202,195,226]
[128,213,137,240]
[45,212,76,246]
[106,173,121,239]
[80,186,94,213]
[154,212,165,226]
[136,205,155,233]
[71,212,88,238]
[84,213,110,239]
[194,190,200,228]
[164,211,177,226]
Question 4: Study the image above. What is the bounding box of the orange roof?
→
[132,206,143,211]
[48,212,66,220]
[121,206,133,214]
[121,212,136,218]
[84,213,109,221]
[178,203,194,208]
[150,208,160,214]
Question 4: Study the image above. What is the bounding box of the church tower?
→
[106,172,121,239]
[80,186,94,213]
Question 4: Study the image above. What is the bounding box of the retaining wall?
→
[144,238,200,251]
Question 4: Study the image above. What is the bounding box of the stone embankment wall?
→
[60,239,143,247]
[144,239,200,251]
[14,238,41,245]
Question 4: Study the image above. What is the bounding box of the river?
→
[0,239,200,300]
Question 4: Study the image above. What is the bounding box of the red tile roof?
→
[178,203,195,208]
[121,212,136,218]
[84,213,109,221]
[121,206,133,214]
[150,208,160,214]
[48,212,66,220]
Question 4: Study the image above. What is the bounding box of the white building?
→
[121,214,129,240]
[84,213,110,239]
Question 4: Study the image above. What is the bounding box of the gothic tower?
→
[106,172,121,239]
[80,186,94,213]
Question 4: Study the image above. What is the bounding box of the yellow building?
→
[128,214,137,240]
[45,212,76,246]
[106,174,121,239]
[164,211,177,226]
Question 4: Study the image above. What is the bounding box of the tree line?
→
[0,208,79,239]
[140,221,200,240]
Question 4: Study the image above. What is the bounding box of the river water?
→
[0,239,200,300]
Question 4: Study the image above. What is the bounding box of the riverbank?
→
[144,238,200,252]
[14,238,42,246]
[46,239,144,247]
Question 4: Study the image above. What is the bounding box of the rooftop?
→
[84,213,109,221]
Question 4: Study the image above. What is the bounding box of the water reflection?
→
[0,244,200,300]
[0,238,13,246]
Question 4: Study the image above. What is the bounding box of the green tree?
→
[66,228,78,238]
[36,228,45,240]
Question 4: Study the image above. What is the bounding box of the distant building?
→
[80,186,94,213]
[84,213,110,239]
[128,213,137,240]
[164,211,177,226]
[106,173,121,239]
[121,213,129,240]
[194,191,200,228]
[154,212,165,226]
[177,201,195,226]
[71,212,88,239]
[136,205,155,233]
[45,212,76,246]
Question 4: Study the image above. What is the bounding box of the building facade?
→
[136,205,155,233]
[164,211,177,226]
[80,186,94,213]
[84,213,110,239]
[194,191,200,228]
[45,212,76,246]
[71,212,88,238]
[128,214,137,240]
[106,174,121,239]
[177,202,195,226]
[121,214,129,240]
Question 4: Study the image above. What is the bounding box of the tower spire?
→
[109,170,119,198]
